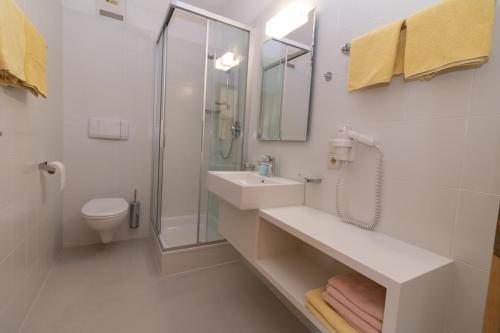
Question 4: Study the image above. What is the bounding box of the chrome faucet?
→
[258,154,276,177]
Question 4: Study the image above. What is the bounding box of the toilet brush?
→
[130,189,140,229]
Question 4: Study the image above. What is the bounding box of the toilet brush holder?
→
[130,190,140,229]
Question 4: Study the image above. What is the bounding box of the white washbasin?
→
[207,172,305,210]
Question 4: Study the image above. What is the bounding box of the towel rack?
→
[341,43,351,55]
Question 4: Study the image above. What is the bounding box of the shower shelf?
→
[254,206,454,333]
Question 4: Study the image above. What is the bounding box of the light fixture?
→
[215,52,241,71]
[265,2,309,39]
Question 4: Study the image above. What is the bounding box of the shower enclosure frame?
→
[152,1,253,252]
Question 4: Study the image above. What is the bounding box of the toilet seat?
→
[82,198,129,219]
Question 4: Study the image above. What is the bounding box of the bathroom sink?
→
[207,172,304,210]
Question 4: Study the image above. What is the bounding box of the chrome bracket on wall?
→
[39,161,56,175]
[341,42,351,55]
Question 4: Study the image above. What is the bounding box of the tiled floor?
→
[19,238,309,333]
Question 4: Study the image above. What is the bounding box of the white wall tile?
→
[461,116,500,195]
[330,76,409,124]
[354,118,467,187]
[0,0,63,331]
[63,8,155,247]
[378,180,459,257]
[452,191,499,271]
[470,5,500,116]
[405,70,473,120]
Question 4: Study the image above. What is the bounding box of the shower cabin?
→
[151,1,250,252]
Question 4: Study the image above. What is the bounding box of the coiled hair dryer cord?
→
[335,144,383,231]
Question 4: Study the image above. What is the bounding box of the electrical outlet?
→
[328,154,340,169]
[328,142,340,169]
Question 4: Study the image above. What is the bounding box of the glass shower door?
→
[153,5,249,250]
[151,32,165,235]
[159,10,208,249]
[198,20,249,243]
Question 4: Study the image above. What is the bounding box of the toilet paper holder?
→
[39,161,56,175]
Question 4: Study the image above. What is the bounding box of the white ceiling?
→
[63,0,274,38]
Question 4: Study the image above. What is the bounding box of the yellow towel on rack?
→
[404,0,496,80]
[306,301,340,333]
[0,0,47,97]
[305,288,358,333]
[0,0,26,86]
[348,19,405,91]
[22,18,47,97]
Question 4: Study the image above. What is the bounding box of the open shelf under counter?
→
[256,205,454,333]
[255,252,334,333]
[256,252,332,308]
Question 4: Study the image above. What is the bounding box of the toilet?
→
[81,198,129,244]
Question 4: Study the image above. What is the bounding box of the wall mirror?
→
[258,9,316,141]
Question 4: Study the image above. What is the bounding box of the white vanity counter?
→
[210,171,453,333]
[259,206,453,286]
[255,206,453,333]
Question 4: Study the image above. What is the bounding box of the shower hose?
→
[335,144,384,231]
[219,69,236,160]
[219,137,234,160]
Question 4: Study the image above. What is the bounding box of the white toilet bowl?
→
[81,198,129,244]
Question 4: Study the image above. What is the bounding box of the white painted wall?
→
[0,0,63,331]
[62,7,155,247]
[241,1,500,332]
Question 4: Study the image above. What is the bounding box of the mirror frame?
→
[258,9,317,142]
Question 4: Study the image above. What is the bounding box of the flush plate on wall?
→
[97,0,126,21]
[88,118,129,140]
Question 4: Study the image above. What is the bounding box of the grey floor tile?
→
[20,239,309,333]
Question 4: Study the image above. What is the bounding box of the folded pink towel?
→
[327,286,382,331]
[322,291,380,333]
[328,273,386,322]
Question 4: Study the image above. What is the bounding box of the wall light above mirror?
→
[259,6,316,142]
[265,2,310,39]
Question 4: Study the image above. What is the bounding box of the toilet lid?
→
[82,198,129,218]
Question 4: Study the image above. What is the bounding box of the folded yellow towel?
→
[23,18,47,97]
[0,0,47,98]
[306,301,339,333]
[0,0,26,84]
[404,0,496,80]
[305,288,358,333]
[348,19,405,91]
